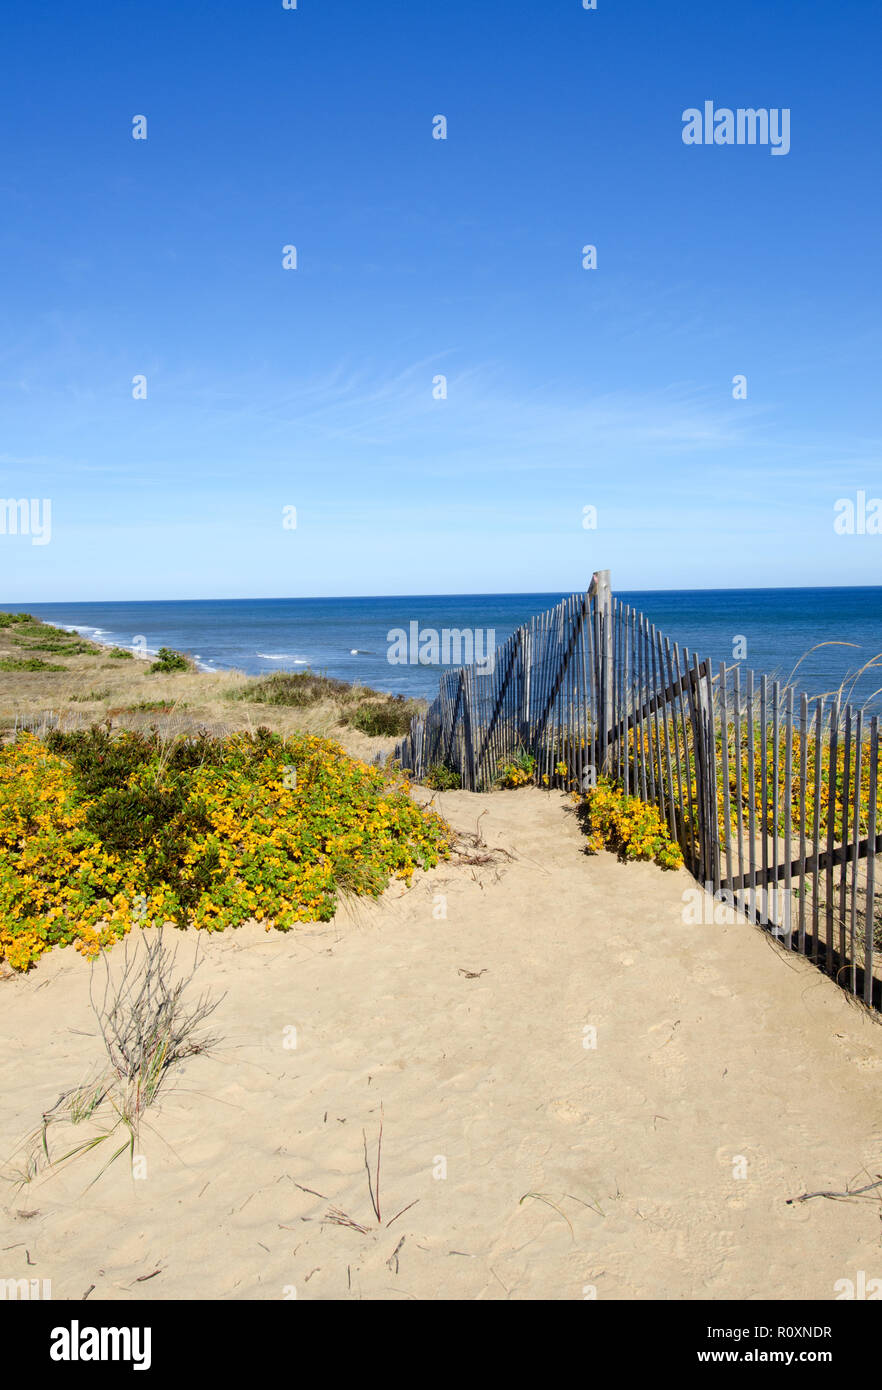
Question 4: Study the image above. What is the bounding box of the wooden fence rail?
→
[392,574,882,1009]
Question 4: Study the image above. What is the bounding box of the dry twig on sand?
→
[448,817,515,868]
[304,1104,420,1235]
[786,1175,882,1205]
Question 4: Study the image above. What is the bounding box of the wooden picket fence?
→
[393,572,882,1009]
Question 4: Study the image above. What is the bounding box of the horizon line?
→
[4,582,882,606]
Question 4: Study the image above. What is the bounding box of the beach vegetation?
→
[231,669,354,707]
[234,670,422,738]
[577,777,684,870]
[0,657,67,672]
[344,695,418,738]
[123,700,187,713]
[90,931,223,1116]
[496,749,536,788]
[2,616,93,653]
[13,635,94,655]
[622,720,882,847]
[0,725,449,971]
[424,762,462,791]
[149,647,190,673]
[7,932,223,1190]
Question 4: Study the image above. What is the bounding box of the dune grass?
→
[231,669,421,735]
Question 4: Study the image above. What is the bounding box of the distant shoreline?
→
[2,589,880,710]
[0,613,420,757]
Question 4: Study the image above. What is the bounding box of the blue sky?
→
[1,0,880,600]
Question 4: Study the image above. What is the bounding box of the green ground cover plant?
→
[0,725,449,970]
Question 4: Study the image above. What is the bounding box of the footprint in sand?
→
[547,1098,586,1125]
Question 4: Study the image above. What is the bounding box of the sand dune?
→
[2,785,881,1301]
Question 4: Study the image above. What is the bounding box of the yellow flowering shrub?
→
[578,778,684,870]
[496,750,536,788]
[626,721,882,844]
[0,727,448,970]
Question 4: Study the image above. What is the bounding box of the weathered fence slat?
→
[798,692,808,955]
[839,705,853,968]
[720,662,733,893]
[850,711,863,994]
[783,686,793,945]
[865,718,878,1005]
[826,701,840,975]
[746,669,757,905]
[733,666,745,907]
[811,698,824,966]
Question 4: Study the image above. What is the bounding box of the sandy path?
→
[2,786,881,1301]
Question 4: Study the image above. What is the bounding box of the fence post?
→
[590,570,613,775]
[519,627,532,752]
[461,667,477,791]
[701,659,721,894]
[685,656,709,885]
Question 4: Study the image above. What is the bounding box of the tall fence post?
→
[700,659,721,894]
[685,655,709,886]
[519,627,532,752]
[461,667,477,791]
[590,570,613,775]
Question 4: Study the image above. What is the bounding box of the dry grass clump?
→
[90,931,223,1116]
[0,656,67,671]
[3,931,223,1190]
[233,670,420,728]
[231,669,423,738]
[344,696,419,738]
[232,669,356,707]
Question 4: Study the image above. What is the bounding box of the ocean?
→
[3,588,882,710]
